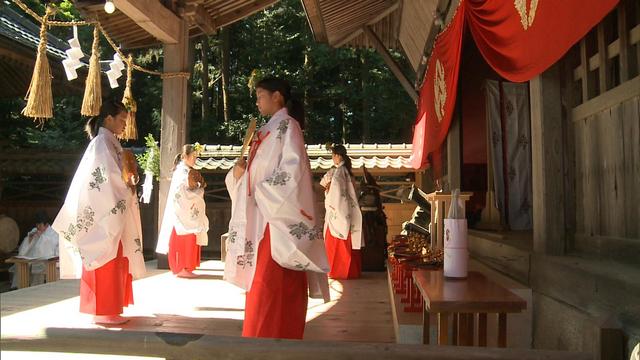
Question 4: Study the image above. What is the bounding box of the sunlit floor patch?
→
[1,261,394,343]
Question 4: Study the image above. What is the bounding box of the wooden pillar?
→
[158,18,190,268]
[529,64,566,255]
[446,110,461,190]
[616,1,629,83]
[596,24,609,94]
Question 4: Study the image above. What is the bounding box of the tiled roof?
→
[0,5,69,60]
[196,143,414,172]
[0,144,414,175]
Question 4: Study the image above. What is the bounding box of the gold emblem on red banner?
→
[514,0,539,30]
[434,59,447,122]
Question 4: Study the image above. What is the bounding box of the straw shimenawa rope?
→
[13,0,190,79]
[120,54,138,140]
[21,6,53,123]
[12,0,191,122]
[81,25,102,116]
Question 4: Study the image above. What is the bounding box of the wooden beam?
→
[572,24,640,80]
[333,2,399,48]
[335,29,363,48]
[617,1,629,82]
[579,39,590,102]
[212,0,278,29]
[184,3,216,35]
[571,75,640,121]
[597,23,609,94]
[112,0,181,44]
[301,0,328,43]
[363,25,418,102]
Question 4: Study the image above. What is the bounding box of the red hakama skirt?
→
[325,228,362,279]
[80,242,134,315]
[168,228,201,274]
[242,224,308,339]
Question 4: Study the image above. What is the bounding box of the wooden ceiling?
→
[302,0,402,50]
[73,0,280,49]
[302,0,444,73]
[71,0,447,78]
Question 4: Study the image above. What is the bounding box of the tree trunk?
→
[303,50,311,119]
[185,38,195,142]
[361,50,369,142]
[340,69,347,143]
[216,76,223,123]
[201,35,210,126]
[341,98,347,144]
[221,27,231,123]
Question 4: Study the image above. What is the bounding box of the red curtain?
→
[411,0,619,169]
[466,0,619,82]
[411,5,466,169]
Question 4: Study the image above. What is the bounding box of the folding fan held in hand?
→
[241,115,258,159]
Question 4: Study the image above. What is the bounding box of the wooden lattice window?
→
[570,0,640,110]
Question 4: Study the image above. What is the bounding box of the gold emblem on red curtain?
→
[434,59,447,122]
[514,0,539,30]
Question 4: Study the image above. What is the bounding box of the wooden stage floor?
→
[1,260,395,344]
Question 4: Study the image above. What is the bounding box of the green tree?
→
[1,0,416,151]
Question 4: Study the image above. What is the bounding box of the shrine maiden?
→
[156,144,209,278]
[225,77,329,339]
[9,211,59,288]
[53,100,145,325]
[321,144,363,279]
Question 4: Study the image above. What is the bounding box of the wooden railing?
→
[0,328,591,360]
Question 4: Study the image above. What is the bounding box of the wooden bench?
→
[413,269,526,347]
[5,256,59,289]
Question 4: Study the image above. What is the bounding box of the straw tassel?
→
[81,26,102,117]
[120,54,138,140]
[21,6,54,124]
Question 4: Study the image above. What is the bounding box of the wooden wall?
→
[567,0,640,260]
[202,202,231,255]
[574,95,640,239]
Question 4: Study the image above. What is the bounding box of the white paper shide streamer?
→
[106,52,125,89]
[62,26,84,81]
[140,146,155,204]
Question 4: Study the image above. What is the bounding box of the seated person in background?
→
[9,211,59,288]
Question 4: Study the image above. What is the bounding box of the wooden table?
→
[413,269,526,347]
[5,257,59,289]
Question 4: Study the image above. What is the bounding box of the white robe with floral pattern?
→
[156,161,209,254]
[225,108,329,291]
[52,127,145,279]
[323,163,363,249]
